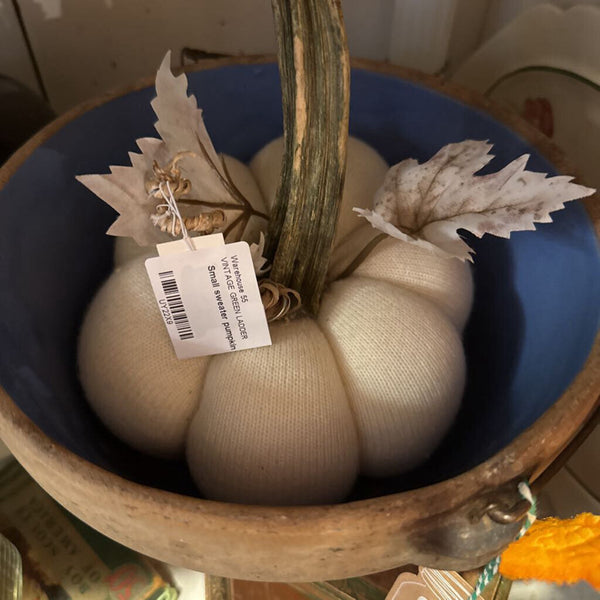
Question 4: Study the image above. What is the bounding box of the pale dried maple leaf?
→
[77,51,267,246]
[149,52,268,241]
[355,140,595,261]
[151,51,230,202]
[77,137,173,246]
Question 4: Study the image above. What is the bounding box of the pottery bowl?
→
[0,59,598,581]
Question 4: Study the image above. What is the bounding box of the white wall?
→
[388,0,459,73]
[9,0,481,111]
[9,0,600,111]
[482,0,600,39]
[0,0,40,93]
[16,0,277,111]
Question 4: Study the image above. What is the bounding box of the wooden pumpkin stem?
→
[268,0,350,315]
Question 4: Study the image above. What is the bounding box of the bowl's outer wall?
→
[0,59,599,579]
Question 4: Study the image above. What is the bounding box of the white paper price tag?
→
[156,233,224,256]
[145,241,271,359]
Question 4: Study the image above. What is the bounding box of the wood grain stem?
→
[268,0,350,314]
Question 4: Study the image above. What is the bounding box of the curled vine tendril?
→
[259,279,302,322]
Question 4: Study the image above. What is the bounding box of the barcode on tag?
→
[145,241,271,359]
[158,270,194,340]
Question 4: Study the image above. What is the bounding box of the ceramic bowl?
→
[0,58,598,581]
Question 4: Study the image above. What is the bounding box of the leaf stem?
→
[178,198,268,220]
[224,212,248,239]
[193,133,255,212]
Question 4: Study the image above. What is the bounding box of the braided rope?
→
[467,481,537,600]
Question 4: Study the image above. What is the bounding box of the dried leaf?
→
[77,51,267,246]
[250,232,270,276]
[355,140,595,260]
[151,51,229,202]
[77,138,173,246]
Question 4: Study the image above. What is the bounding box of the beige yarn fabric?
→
[353,238,474,330]
[78,258,209,458]
[186,318,359,505]
[249,136,389,246]
[79,139,473,505]
[319,277,465,477]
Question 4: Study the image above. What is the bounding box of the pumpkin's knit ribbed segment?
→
[319,277,466,477]
[186,318,360,505]
[353,238,474,330]
[78,258,209,458]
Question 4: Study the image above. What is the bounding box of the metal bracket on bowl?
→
[468,480,532,526]
[407,480,529,569]
[484,497,532,524]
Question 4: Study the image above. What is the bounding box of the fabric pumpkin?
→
[78,138,473,505]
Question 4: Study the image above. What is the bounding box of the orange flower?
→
[500,513,600,590]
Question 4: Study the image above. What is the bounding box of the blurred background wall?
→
[0,0,598,112]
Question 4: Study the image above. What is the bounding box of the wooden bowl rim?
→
[0,55,598,530]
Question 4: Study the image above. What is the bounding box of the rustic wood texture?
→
[0,57,598,582]
[268,0,350,314]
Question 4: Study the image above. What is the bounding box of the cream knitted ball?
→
[78,138,473,505]
[186,318,359,505]
[79,258,209,458]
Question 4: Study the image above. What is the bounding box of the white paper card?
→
[384,573,436,600]
[145,241,271,359]
[156,233,225,257]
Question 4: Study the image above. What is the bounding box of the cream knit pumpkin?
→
[78,138,473,505]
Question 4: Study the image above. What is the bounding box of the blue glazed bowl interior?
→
[0,64,599,499]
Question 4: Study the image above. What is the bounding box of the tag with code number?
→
[145,241,271,359]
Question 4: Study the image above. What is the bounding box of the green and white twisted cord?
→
[467,481,537,600]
